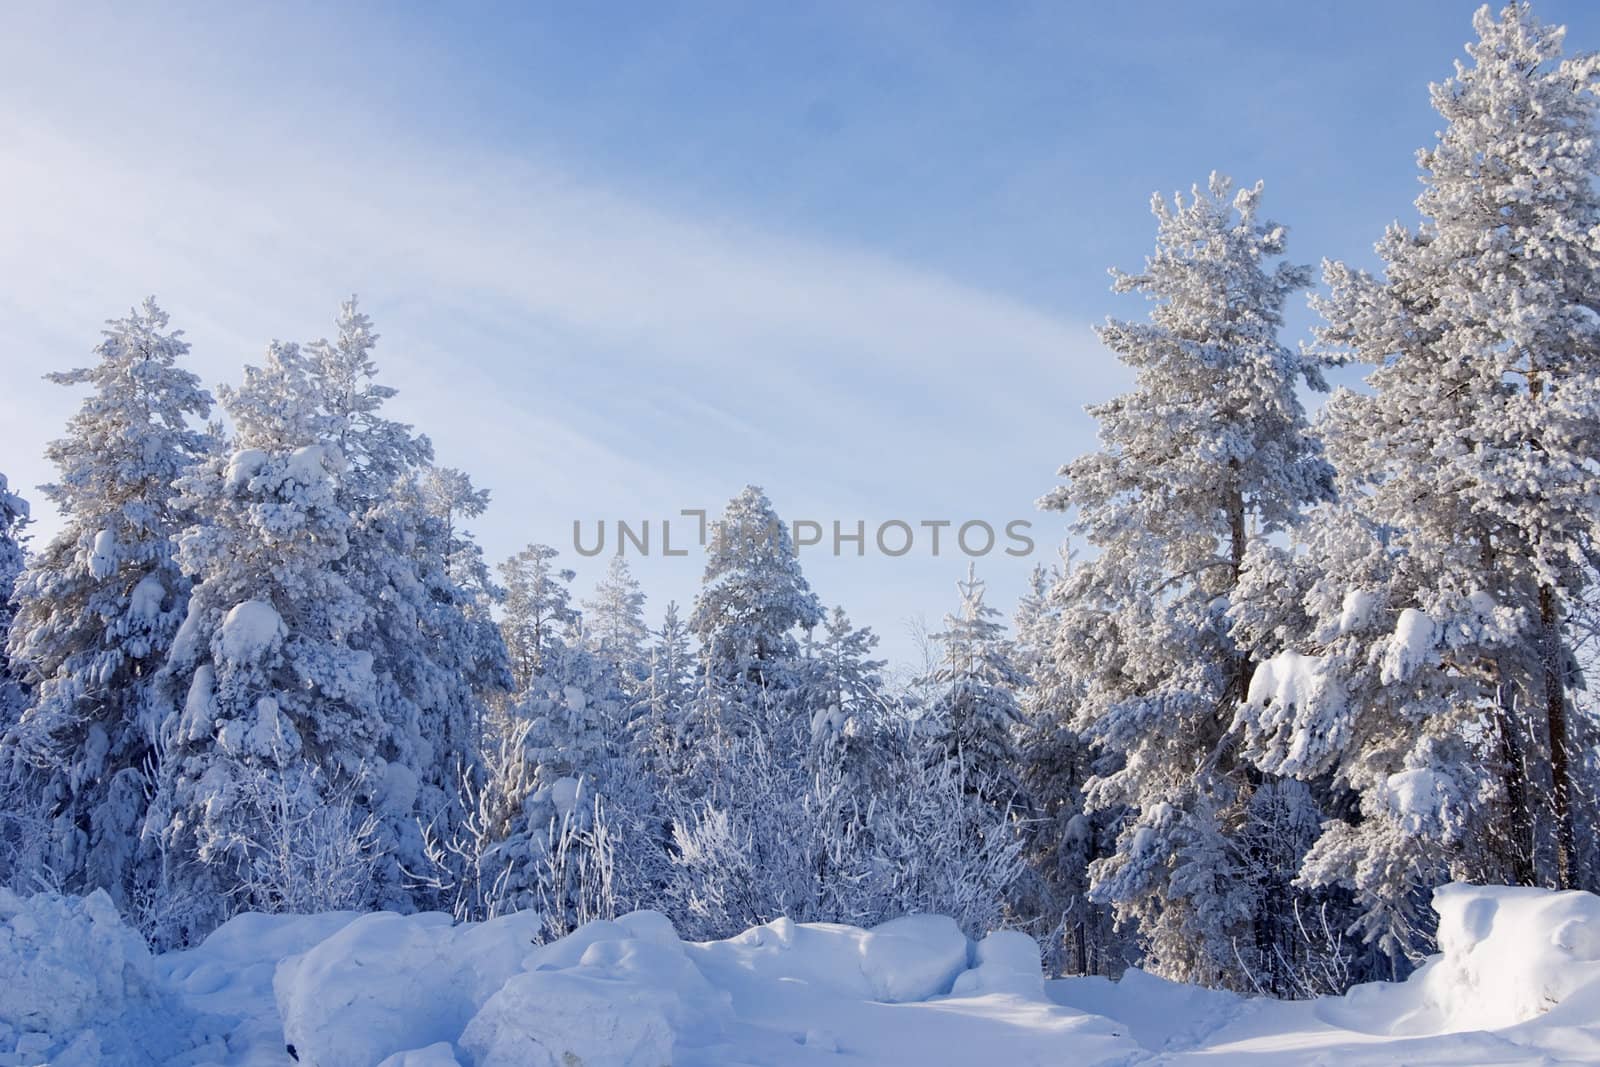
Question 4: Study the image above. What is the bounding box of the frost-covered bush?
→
[224,764,388,918]
[664,711,1026,941]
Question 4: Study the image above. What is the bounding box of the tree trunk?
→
[1540,584,1576,888]
[1480,533,1537,885]
[1493,673,1536,885]
[1225,471,1251,701]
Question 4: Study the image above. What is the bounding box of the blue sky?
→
[4,1,1598,670]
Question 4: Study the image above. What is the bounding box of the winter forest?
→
[8,4,1600,1063]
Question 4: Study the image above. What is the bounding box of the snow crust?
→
[87,528,117,579]
[129,572,166,619]
[218,599,285,664]
[1381,607,1437,684]
[7,883,1600,1065]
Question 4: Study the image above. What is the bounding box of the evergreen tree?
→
[1041,174,1333,989]
[925,565,1026,808]
[1233,3,1600,955]
[582,556,650,695]
[148,339,378,939]
[806,606,886,743]
[417,465,511,759]
[6,301,213,905]
[1013,557,1119,977]
[0,474,29,735]
[519,638,628,790]
[688,485,822,733]
[302,304,506,900]
[499,544,579,693]
[149,300,498,934]
[640,601,695,787]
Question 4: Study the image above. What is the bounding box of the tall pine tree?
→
[1233,4,1600,960]
[1041,175,1333,988]
[6,301,213,905]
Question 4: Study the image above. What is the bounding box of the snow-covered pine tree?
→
[0,475,35,888]
[925,565,1027,809]
[583,556,650,696]
[801,606,886,916]
[0,474,29,736]
[1232,3,1600,951]
[806,606,886,745]
[639,601,695,789]
[147,338,380,940]
[1041,174,1334,989]
[688,485,822,736]
[1012,556,1119,977]
[499,544,579,694]
[518,638,628,790]
[416,465,511,759]
[150,301,508,931]
[5,301,213,905]
[300,302,509,905]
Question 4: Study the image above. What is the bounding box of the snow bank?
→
[0,889,194,1065]
[1308,882,1600,1048]
[272,908,1024,1065]
[1387,883,1600,1036]
[1049,967,1241,1052]
[275,908,548,1067]
[694,913,969,1004]
[13,883,1600,1066]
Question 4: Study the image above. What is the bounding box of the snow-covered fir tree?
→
[1012,557,1120,977]
[688,485,823,734]
[583,556,650,695]
[925,565,1026,808]
[146,338,378,939]
[518,638,628,790]
[802,607,886,910]
[1040,174,1334,990]
[149,301,500,937]
[639,601,696,789]
[806,606,886,746]
[0,474,29,736]
[4,301,213,906]
[478,636,631,936]
[298,302,506,901]
[803,606,887,806]
[416,465,511,758]
[499,543,579,693]
[1232,3,1600,959]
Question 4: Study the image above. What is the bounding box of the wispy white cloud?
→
[0,33,1119,661]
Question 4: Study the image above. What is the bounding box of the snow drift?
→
[5,883,1600,1065]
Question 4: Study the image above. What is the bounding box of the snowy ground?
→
[4,884,1600,1066]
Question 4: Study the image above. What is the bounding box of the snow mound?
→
[0,889,193,1065]
[21,885,1600,1065]
[275,908,548,1067]
[1413,883,1600,1033]
[697,913,969,1004]
[1049,967,1241,1052]
[952,930,1045,997]
[1317,883,1600,1040]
